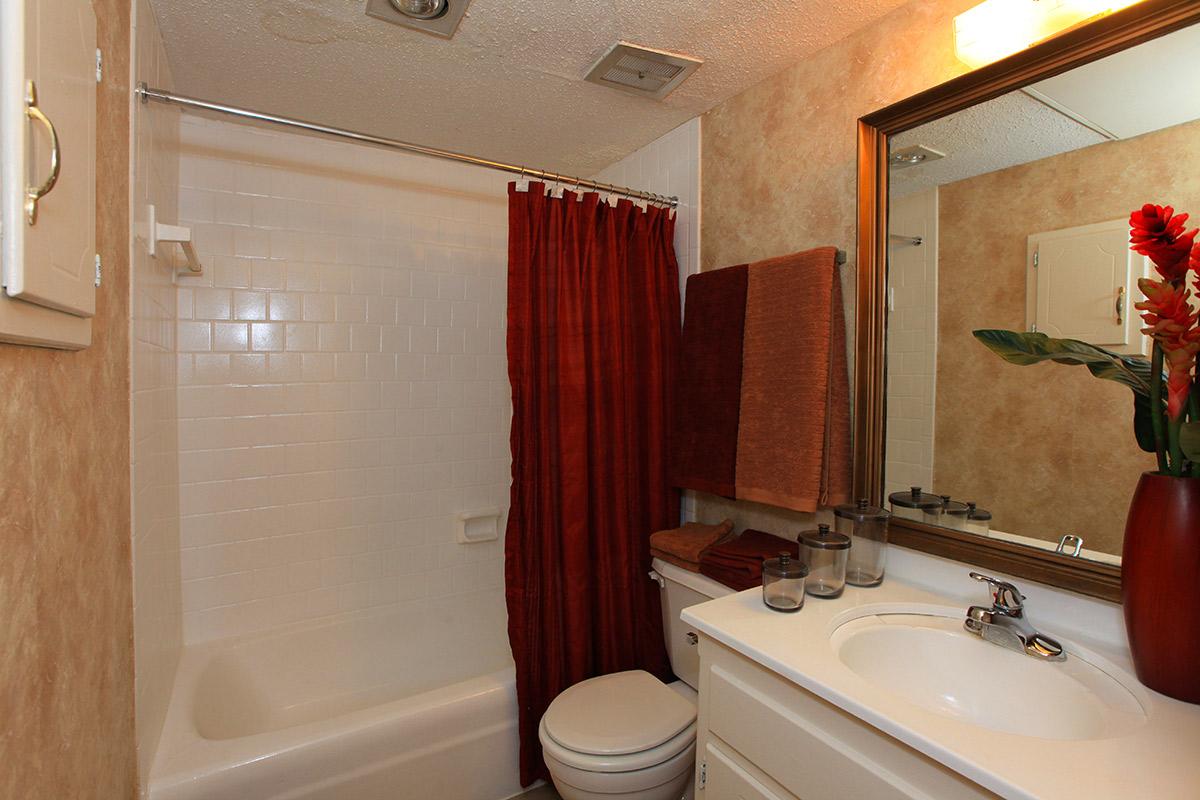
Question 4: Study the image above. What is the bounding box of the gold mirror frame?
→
[853,0,1200,602]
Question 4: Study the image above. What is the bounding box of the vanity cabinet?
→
[694,636,999,800]
[0,0,99,348]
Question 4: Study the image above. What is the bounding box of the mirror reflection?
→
[883,22,1200,563]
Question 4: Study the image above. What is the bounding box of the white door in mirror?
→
[1026,219,1148,355]
[0,0,97,349]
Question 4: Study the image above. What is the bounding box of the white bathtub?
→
[150,596,522,800]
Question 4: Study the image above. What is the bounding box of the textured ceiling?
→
[889,92,1106,198]
[148,0,912,176]
[889,21,1200,198]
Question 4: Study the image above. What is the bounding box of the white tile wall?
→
[173,116,512,643]
[131,0,182,790]
[593,118,702,520]
[885,188,939,499]
[592,118,702,291]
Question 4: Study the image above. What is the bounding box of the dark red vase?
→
[1122,471,1200,703]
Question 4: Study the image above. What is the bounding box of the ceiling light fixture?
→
[388,0,448,20]
[953,0,1145,69]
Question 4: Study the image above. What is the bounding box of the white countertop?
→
[682,574,1200,800]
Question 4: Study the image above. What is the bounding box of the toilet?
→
[539,559,731,800]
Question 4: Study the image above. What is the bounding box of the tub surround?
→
[682,547,1200,799]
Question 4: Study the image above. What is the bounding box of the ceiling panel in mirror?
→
[882,21,1200,566]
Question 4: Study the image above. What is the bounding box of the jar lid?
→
[887,486,942,510]
[800,523,851,551]
[967,502,992,521]
[834,497,889,522]
[941,496,969,516]
[763,551,809,579]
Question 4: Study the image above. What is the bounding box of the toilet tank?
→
[651,558,733,690]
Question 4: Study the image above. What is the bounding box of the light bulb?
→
[388,0,448,20]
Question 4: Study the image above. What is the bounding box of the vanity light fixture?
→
[953,0,1145,69]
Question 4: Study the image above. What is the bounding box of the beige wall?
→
[131,0,182,788]
[695,0,975,535]
[934,119,1200,555]
[0,1,137,798]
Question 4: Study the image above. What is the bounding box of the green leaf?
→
[972,330,1163,454]
[1182,421,1200,462]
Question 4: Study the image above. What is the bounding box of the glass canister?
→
[800,524,851,598]
[762,551,808,612]
[940,496,970,530]
[835,498,890,587]
[965,503,992,536]
[887,486,943,523]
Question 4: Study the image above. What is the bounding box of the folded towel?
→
[649,519,735,572]
[735,247,852,511]
[699,529,799,592]
[669,264,748,497]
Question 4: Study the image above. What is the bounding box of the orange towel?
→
[649,519,734,572]
[734,247,852,511]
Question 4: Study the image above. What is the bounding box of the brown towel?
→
[649,519,735,572]
[735,247,852,511]
[698,529,799,591]
[669,265,748,497]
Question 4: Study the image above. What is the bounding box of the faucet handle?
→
[969,572,1026,614]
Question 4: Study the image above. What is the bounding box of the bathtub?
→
[150,596,522,800]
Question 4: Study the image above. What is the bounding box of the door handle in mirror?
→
[25,80,62,226]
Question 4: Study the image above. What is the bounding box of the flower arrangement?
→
[1129,204,1199,476]
[974,203,1200,478]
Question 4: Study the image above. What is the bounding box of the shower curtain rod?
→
[136,84,679,209]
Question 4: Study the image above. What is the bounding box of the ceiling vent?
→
[364,0,472,38]
[585,42,702,100]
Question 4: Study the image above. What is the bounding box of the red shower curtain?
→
[505,183,681,785]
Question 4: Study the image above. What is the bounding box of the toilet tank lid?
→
[651,558,734,599]
[543,670,696,756]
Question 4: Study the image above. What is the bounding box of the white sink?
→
[830,607,1147,740]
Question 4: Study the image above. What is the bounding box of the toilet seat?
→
[540,670,698,773]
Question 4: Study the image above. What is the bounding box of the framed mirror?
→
[853,0,1200,601]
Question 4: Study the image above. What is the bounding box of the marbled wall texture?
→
[696,0,975,535]
[0,2,137,798]
[935,119,1200,555]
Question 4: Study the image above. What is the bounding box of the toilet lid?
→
[542,670,697,756]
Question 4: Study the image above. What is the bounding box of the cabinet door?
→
[704,741,796,800]
[10,0,97,315]
[1027,220,1145,354]
[0,0,96,347]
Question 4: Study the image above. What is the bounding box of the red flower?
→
[1137,277,1200,419]
[1130,204,1197,282]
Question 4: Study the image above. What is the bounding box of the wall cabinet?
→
[1025,219,1149,356]
[1,0,98,349]
[694,636,999,800]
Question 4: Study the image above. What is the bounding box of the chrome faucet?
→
[964,572,1066,661]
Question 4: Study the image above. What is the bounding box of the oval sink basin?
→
[830,609,1147,740]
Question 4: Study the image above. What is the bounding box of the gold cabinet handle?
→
[24,80,61,226]
[1116,285,1125,325]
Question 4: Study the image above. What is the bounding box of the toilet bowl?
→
[539,561,730,800]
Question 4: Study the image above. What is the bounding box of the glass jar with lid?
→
[834,498,890,587]
[800,524,851,598]
[940,496,970,530]
[965,502,992,536]
[888,486,943,523]
[762,551,808,612]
